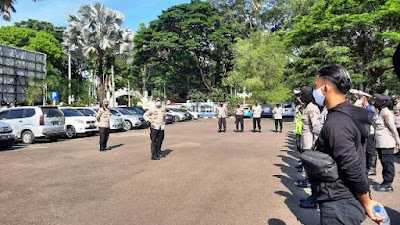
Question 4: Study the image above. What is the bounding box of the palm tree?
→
[1,0,40,21]
[63,3,134,105]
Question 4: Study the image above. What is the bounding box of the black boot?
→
[367,154,377,176]
[151,154,160,160]
[375,183,394,192]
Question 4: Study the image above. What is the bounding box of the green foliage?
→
[187,89,206,103]
[285,0,400,91]
[0,26,64,67]
[14,19,64,42]
[206,88,227,102]
[228,31,290,103]
[226,96,242,115]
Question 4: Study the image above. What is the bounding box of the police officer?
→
[143,98,166,160]
[235,104,244,132]
[373,94,400,192]
[216,102,228,132]
[96,99,110,151]
[252,101,262,132]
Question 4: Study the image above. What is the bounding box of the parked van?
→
[60,108,98,139]
[0,106,65,144]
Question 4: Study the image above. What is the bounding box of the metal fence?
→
[0,44,46,104]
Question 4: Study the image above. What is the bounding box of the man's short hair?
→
[318,65,352,94]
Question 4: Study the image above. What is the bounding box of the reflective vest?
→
[295,111,303,135]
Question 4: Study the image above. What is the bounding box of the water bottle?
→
[373,205,390,225]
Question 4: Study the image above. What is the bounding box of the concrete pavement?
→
[0,118,399,225]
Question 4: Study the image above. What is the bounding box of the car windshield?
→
[61,108,83,117]
[92,108,99,112]
[116,108,133,115]
[130,107,145,114]
[283,105,293,108]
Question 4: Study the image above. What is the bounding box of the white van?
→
[59,108,98,139]
[0,106,65,144]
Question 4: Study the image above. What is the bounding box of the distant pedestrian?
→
[394,96,400,157]
[273,103,283,132]
[362,95,378,176]
[97,99,110,151]
[252,101,262,132]
[143,98,166,160]
[216,102,228,132]
[373,94,400,192]
[235,104,244,132]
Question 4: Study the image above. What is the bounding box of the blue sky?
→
[0,0,192,32]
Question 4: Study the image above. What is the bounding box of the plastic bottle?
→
[373,205,390,225]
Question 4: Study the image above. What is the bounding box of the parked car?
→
[111,108,146,130]
[261,104,273,118]
[179,108,199,120]
[243,107,252,118]
[121,106,145,115]
[166,113,175,124]
[281,102,295,117]
[60,108,98,139]
[0,106,65,144]
[0,121,15,149]
[77,107,124,131]
[166,108,187,122]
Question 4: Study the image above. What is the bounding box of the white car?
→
[111,108,145,131]
[60,108,98,139]
[0,106,65,144]
[281,102,295,117]
[166,108,187,122]
[78,107,124,131]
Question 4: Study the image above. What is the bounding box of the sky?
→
[0,0,192,33]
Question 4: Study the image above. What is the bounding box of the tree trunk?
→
[196,63,213,92]
[97,52,104,107]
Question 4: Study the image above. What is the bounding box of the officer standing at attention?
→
[252,101,262,132]
[373,94,400,192]
[143,98,166,160]
[235,104,244,132]
[97,99,110,151]
[273,103,283,133]
[216,102,228,132]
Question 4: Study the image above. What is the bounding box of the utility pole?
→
[68,51,72,105]
[128,80,131,107]
[111,65,116,107]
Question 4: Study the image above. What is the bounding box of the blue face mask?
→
[155,101,162,107]
[313,85,326,106]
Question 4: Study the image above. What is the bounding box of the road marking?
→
[29,146,48,149]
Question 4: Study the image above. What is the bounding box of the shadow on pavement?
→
[160,149,173,158]
[273,131,320,225]
[109,144,124,150]
[268,218,287,225]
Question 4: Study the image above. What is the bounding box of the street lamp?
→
[237,87,252,106]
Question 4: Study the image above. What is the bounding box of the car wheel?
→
[66,126,76,139]
[49,136,58,142]
[124,120,132,131]
[22,130,35,144]
[174,116,180,122]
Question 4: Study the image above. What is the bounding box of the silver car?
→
[0,121,15,149]
[0,106,65,144]
[111,108,145,131]
[88,108,124,131]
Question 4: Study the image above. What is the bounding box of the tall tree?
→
[286,0,400,92]
[134,0,237,94]
[14,19,64,42]
[63,3,134,105]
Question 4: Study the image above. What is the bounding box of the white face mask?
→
[155,101,162,107]
[313,85,326,106]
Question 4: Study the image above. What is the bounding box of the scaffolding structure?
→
[0,44,46,104]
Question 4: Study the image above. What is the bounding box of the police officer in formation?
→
[252,101,262,132]
[143,98,167,160]
[216,102,228,132]
[234,104,244,132]
[372,94,400,192]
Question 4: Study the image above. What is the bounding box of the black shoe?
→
[297,167,305,173]
[280,130,282,133]
[300,196,315,203]
[218,130,222,133]
[234,130,238,132]
[105,147,111,150]
[251,130,256,133]
[295,164,303,169]
[375,183,393,192]
[367,168,376,176]
[240,130,244,132]
[296,180,311,188]
[223,130,226,132]
[100,148,106,151]
[299,199,318,208]
[259,129,262,133]
[151,154,160,160]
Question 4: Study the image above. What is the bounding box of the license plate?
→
[53,121,60,125]
[89,125,96,129]
[1,136,8,140]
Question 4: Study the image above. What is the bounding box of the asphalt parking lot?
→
[0,118,399,225]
